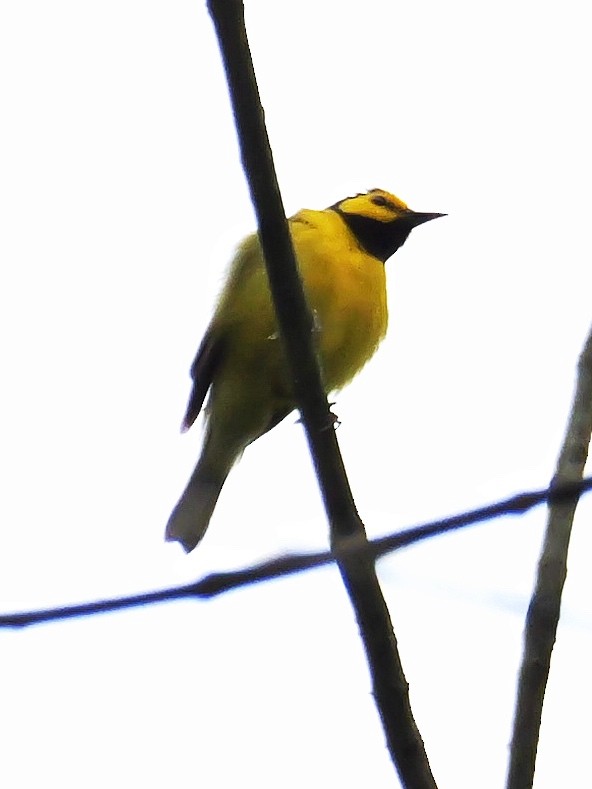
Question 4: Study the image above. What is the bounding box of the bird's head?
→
[330,188,445,262]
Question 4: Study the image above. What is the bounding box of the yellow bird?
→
[166,189,444,552]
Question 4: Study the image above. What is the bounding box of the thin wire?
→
[1,476,591,629]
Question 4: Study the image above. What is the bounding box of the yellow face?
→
[335,189,411,223]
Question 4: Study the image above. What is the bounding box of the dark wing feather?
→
[181,329,225,432]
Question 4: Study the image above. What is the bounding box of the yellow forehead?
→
[336,188,410,220]
[367,188,409,211]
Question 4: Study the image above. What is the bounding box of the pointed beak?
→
[406,211,447,228]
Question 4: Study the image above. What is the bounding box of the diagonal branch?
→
[207,1,436,786]
[506,324,592,789]
[2,477,591,629]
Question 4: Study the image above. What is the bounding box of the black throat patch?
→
[333,209,413,263]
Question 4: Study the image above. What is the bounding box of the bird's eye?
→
[371,194,388,207]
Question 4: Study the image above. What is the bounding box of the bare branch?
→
[507,325,592,789]
[2,476,590,629]
[206,2,436,785]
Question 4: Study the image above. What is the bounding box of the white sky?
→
[1,1,591,787]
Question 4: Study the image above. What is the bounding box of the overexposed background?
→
[1,1,590,787]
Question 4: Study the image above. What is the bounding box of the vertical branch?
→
[206,1,437,786]
[506,324,592,789]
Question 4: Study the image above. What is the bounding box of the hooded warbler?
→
[166,189,444,552]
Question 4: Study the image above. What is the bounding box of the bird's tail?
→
[165,450,233,553]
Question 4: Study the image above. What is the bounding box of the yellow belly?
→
[208,209,388,444]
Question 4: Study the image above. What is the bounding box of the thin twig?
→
[2,477,591,629]
[506,325,592,789]
[206,2,436,785]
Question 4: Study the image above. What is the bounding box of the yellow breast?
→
[212,207,389,399]
[291,208,388,391]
